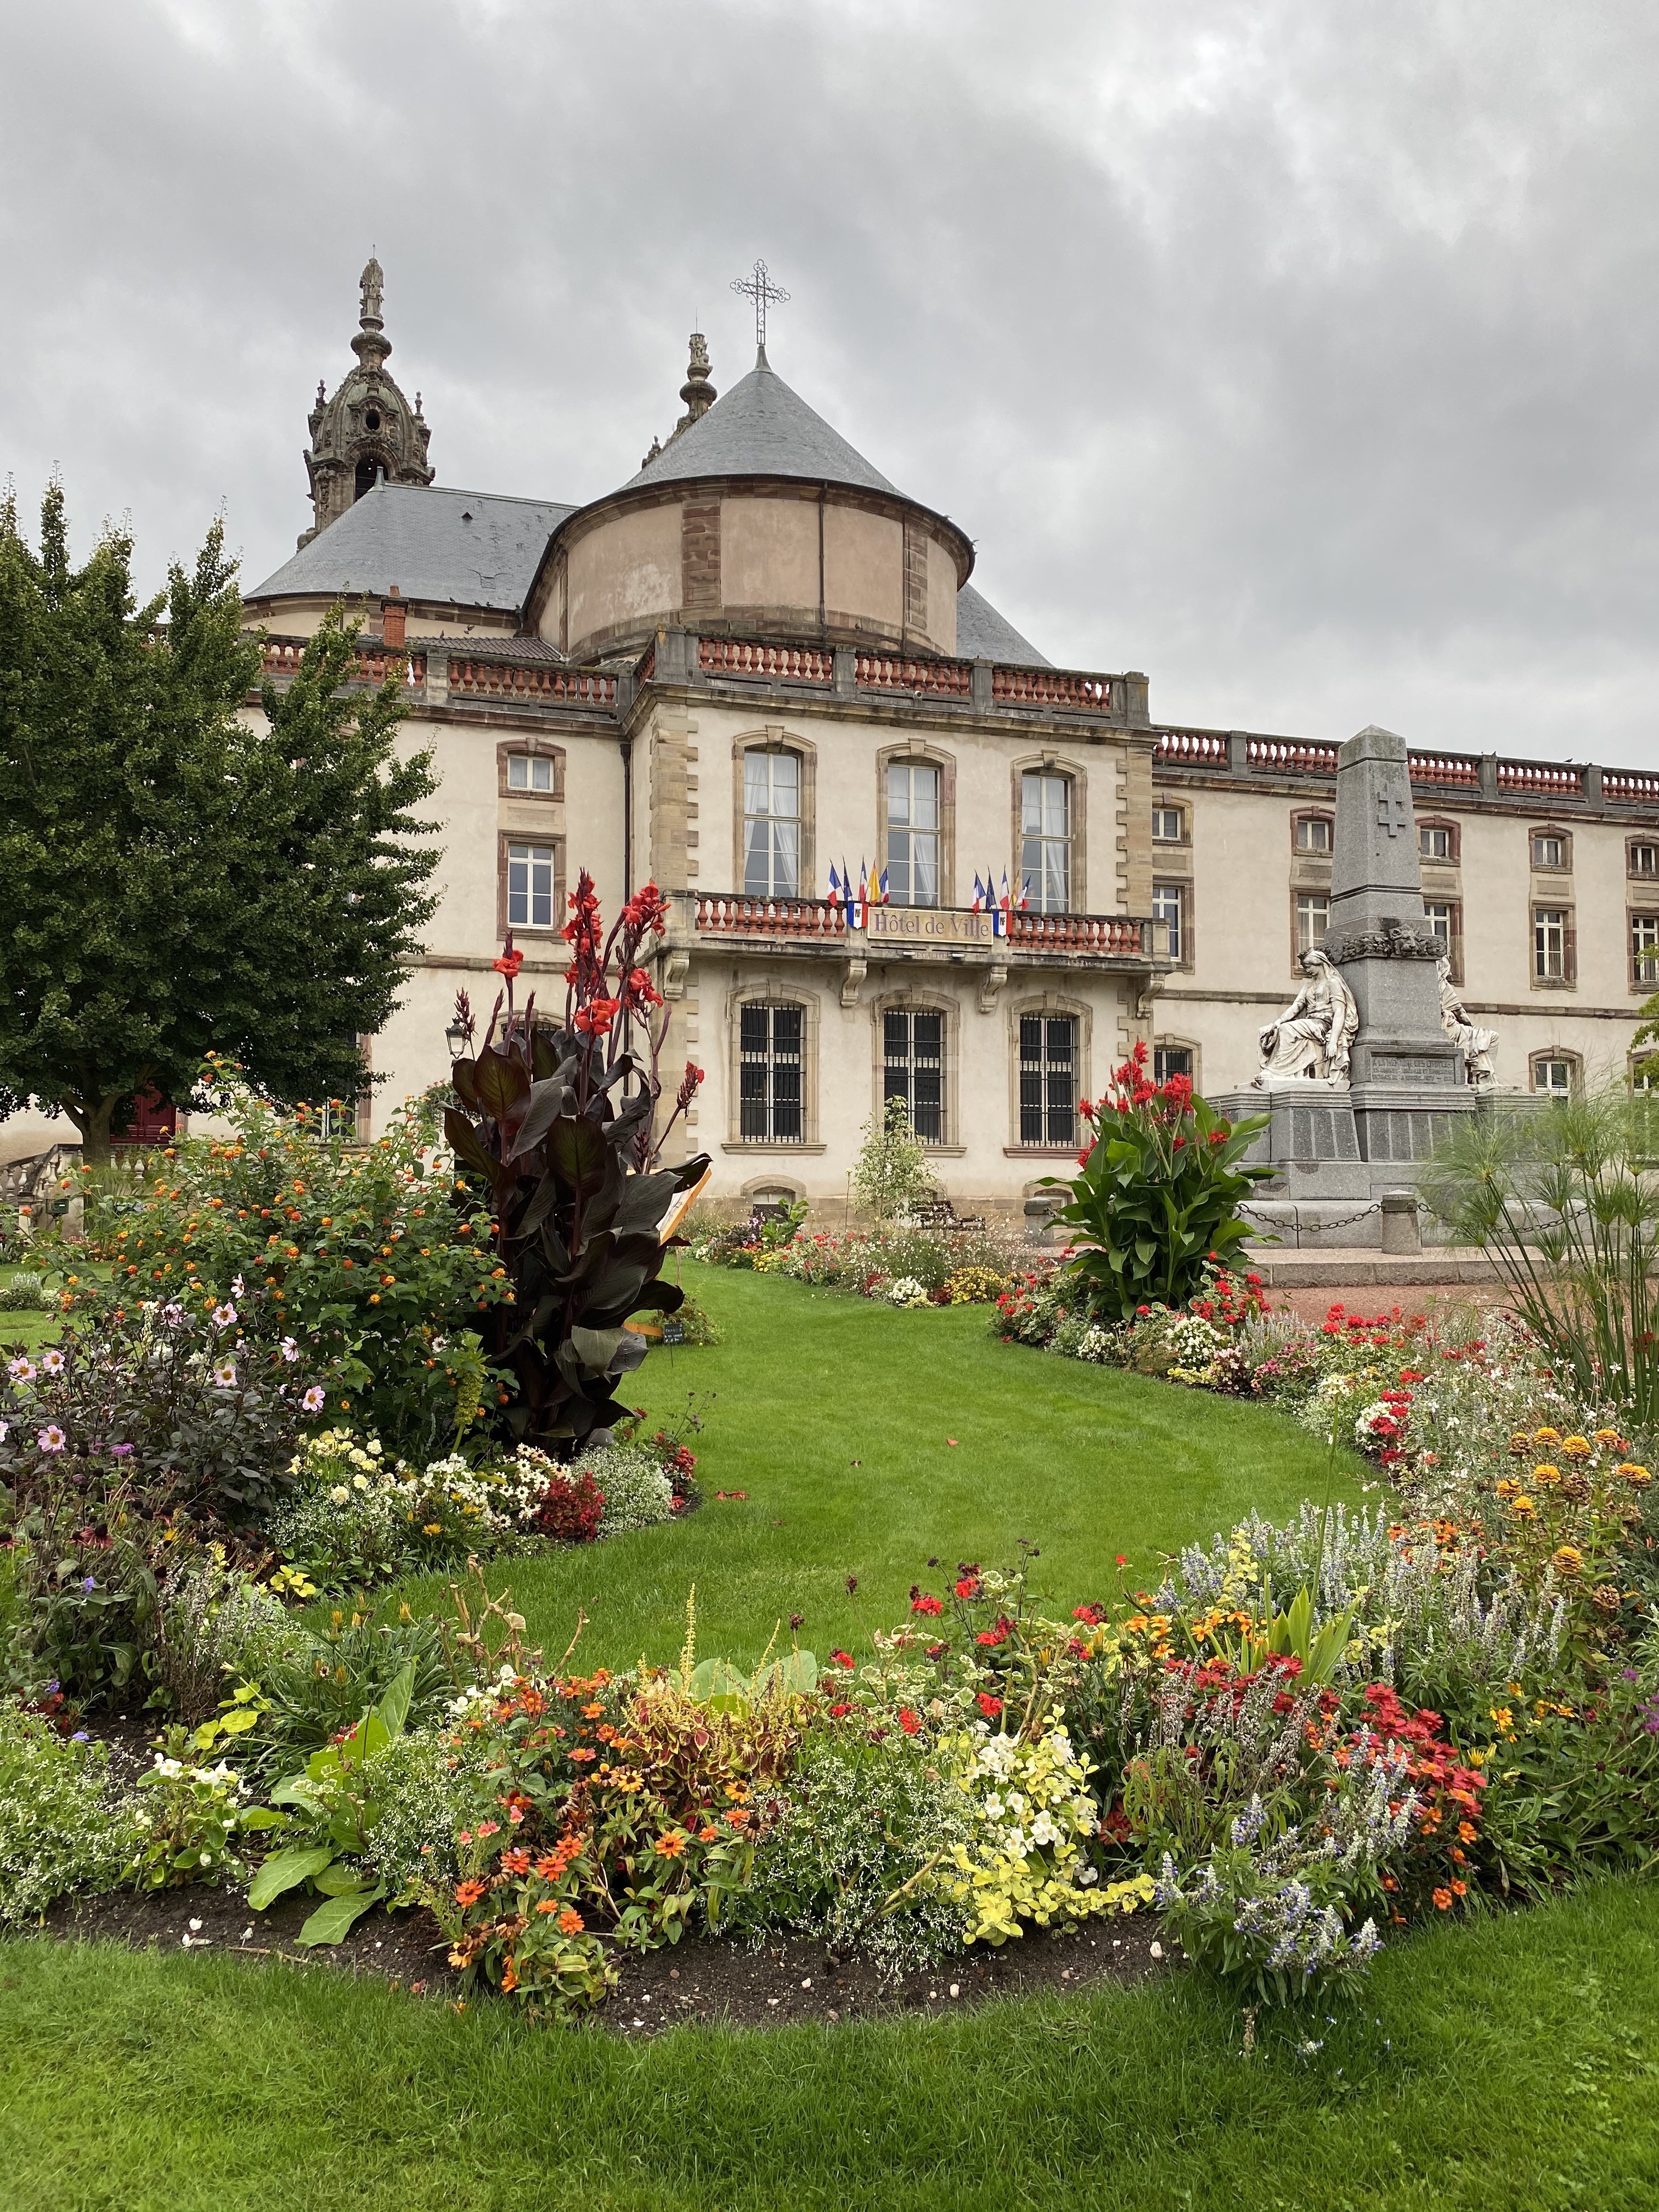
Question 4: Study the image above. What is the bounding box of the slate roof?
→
[248,484,574,612]
[955,582,1048,667]
[624,350,899,496]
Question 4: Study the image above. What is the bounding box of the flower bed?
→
[690,1217,1019,1306]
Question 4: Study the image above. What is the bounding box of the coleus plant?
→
[444,872,708,1453]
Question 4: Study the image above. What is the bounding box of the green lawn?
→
[390,1262,1369,1671]
[4,1878,1657,2210]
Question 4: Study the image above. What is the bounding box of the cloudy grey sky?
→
[4,0,1656,764]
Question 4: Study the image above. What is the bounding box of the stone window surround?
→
[496,830,566,939]
[869,984,964,1156]
[1417,814,1461,864]
[1290,886,1331,972]
[1152,876,1192,971]
[876,740,957,909]
[1530,1048,1581,1095]
[1532,900,1577,989]
[1628,837,1659,881]
[496,736,566,801]
[732,726,817,902]
[1153,1033,1202,1092]
[1010,753,1086,915]
[1421,895,1465,987]
[1003,986,1092,1156]
[1290,806,1335,855]
[1530,823,1574,873]
[1629,906,1659,995]
[721,979,826,1154]
[1151,799,1188,846]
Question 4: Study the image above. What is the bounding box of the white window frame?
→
[885,761,941,908]
[742,749,802,899]
[506,753,555,793]
[1020,772,1072,914]
[507,842,557,931]
[1296,891,1329,957]
[1534,907,1568,981]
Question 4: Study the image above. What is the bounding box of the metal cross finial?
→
[731,258,789,351]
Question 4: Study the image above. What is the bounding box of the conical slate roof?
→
[625,349,899,496]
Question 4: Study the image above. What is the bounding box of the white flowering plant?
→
[886,1276,933,1308]
[934,1720,1153,1944]
[126,1734,280,1890]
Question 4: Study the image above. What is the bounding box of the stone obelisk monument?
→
[1211,724,1488,1242]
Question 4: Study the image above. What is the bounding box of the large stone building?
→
[238,263,1659,1212]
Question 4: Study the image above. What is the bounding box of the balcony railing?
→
[449,659,615,706]
[693,895,1158,961]
[261,639,426,687]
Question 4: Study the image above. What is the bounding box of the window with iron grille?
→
[507,843,556,929]
[1296,892,1329,957]
[1019,1015,1077,1146]
[742,750,800,898]
[1534,907,1569,980]
[1020,772,1071,913]
[885,763,940,906]
[883,1009,944,1142]
[1633,914,1659,990]
[738,1005,803,1142]
[1152,881,1185,962]
[1153,1044,1194,1087]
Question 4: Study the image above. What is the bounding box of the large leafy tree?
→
[0,483,439,1160]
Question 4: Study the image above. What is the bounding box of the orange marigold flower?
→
[569,1746,598,1762]
[1458,1820,1477,1843]
[1561,1436,1593,1458]
[1532,1464,1561,1487]
[582,1702,606,1719]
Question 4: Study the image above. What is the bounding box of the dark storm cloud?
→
[3,0,1656,761]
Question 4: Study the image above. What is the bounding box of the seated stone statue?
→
[1437,956,1497,1086]
[1252,949,1360,1085]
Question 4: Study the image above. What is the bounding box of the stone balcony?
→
[689,894,1170,974]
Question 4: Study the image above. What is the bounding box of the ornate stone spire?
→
[677,332,715,428]
[297,258,433,548]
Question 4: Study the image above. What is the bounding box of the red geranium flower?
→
[977,1691,1003,1719]
[898,1707,922,1735]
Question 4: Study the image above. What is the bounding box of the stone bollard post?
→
[1379,1190,1421,1256]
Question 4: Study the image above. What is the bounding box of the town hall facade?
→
[238,262,1659,1217]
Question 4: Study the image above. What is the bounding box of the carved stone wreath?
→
[1325,923,1443,963]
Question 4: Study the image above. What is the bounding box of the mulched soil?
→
[40,1881,1178,2033]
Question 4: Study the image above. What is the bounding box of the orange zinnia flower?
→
[654,1830,689,1859]
[558,1908,584,1934]
[454,1878,487,1908]
[1432,1886,1453,1910]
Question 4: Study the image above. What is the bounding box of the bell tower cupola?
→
[298,257,435,548]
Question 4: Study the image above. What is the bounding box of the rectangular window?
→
[1020,772,1071,913]
[1152,805,1184,843]
[1632,843,1659,878]
[1532,832,1568,870]
[1633,914,1659,990]
[1153,1045,1193,1087]
[743,750,800,898]
[507,842,556,929]
[883,1009,944,1142]
[738,1004,803,1143]
[1424,902,1452,949]
[1534,907,1568,980]
[1533,1057,1574,1097]
[1296,892,1329,956]
[1019,1014,1077,1147]
[507,753,554,793]
[1295,816,1333,854]
[885,763,940,907]
[1419,823,1453,860]
[1152,880,1185,962]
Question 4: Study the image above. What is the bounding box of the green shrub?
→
[0,1705,144,1923]
[0,1271,47,1311]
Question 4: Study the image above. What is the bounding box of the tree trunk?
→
[67,1092,118,1167]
